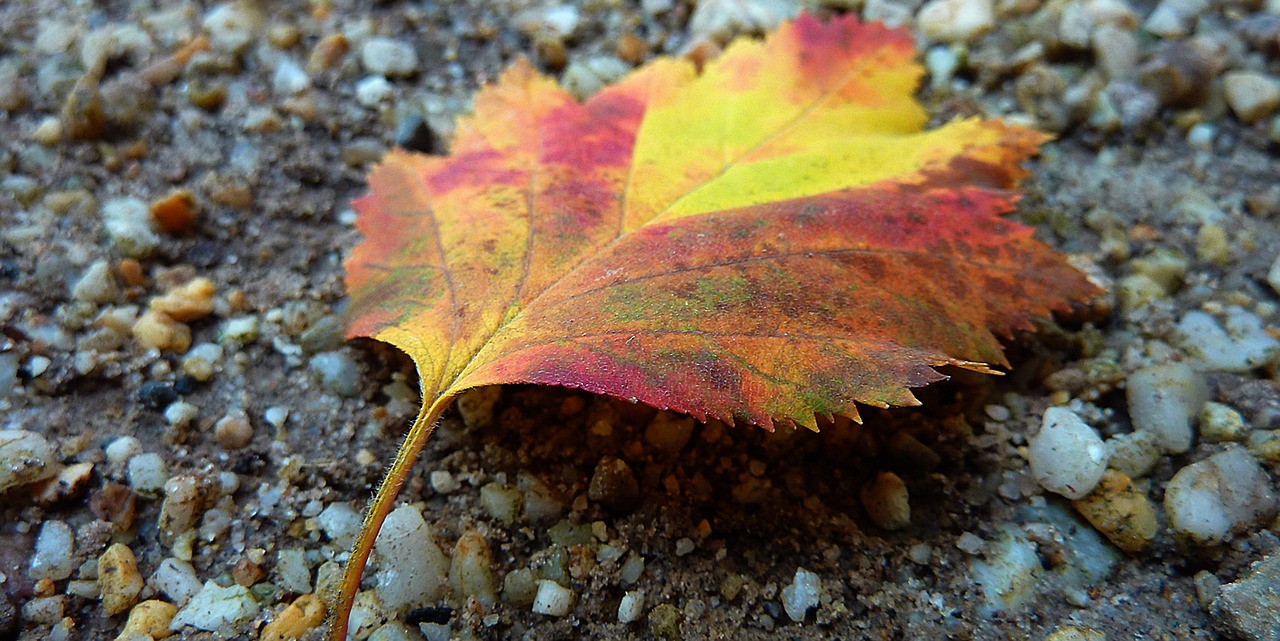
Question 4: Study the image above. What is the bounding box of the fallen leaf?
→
[330,13,1098,637]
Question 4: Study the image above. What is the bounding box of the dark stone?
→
[405,605,453,626]
[588,456,640,514]
[137,381,178,409]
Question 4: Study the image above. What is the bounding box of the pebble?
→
[101,197,161,258]
[1045,626,1106,641]
[1175,308,1279,372]
[355,75,394,108]
[450,531,497,606]
[60,76,106,141]
[503,568,538,606]
[0,430,59,491]
[133,310,192,353]
[373,504,448,610]
[429,470,461,494]
[361,38,418,78]
[214,411,253,449]
[645,411,695,452]
[159,475,206,542]
[219,316,259,345]
[127,452,167,495]
[1105,430,1162,478]
[149,190,200,235]
[532,579,574,616]
[1210,554,1280,641]
[781,567,821,622]
[1143,0,1208,38]
[148,558,203,607]
[561,56,632,101]
[1199,402,1249,443]
[1071,469,1158,552]
[306,33,349,74]
[970,528,1041,614]
[917,0,995,44]
[71,260,120,304]
[515,5,581,40]
[1164,446,1278,545]
[182,343,224,381]
[259,593,325,640]
[589,456,641,514]
[275,549,311,594]
[1126,361,1209,453]
[316,502,362,548]
[367,621,418,641]
[203,2,264,54]
[648,603,682,640]
[617,590,645,623]
[687,0,798,43]
[479,482,523,525]
[170,581,261,632]
[105,436,142,466]
[1268,252,1280,296]
[29,520,76,581]
[120,600,177,639]
[1223,72,1280,124]
[151,278,217,322]
[164,401,198,429]
[1029,407,1109,499]
[99,543,144,616]
[308,351,361,397]
[860,471,911,530]
[272,59,310,96]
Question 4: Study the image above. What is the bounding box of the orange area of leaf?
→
[330,13,1099,639]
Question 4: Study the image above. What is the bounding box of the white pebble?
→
[970,528,1041,614]
[617,590,645,623]
[316,502,362,548]
[361,37,418,78]
[148,558,203,607]
[956,532,986,555]
[71,259,119,304]
[164,401,199,429]
[0,429,59,491]
[688,0,798,43]
[1164,447,1278,545]
[202,2,263,54]
[1175,308,1278,373]
[127,452,167,496]
[1126,361,1209,453]
[272,58,310,96]
[275,548,311,594]
[1028,407,1108,499]
[1268,251,1280,297]
[169,581,261,632]
[29,520,76,581]
[1223,72,1280,124]
[263,406,289,430]
[105,435,142,466]
[373,504,449,610]
[781,567,821,622]
[309,351,361,397]
[355,75,394,108]
[1187,122,1215,151]
[917,0,994,44]
[430,470,460,494]
[101,197,160,258]
[531,580,574,616]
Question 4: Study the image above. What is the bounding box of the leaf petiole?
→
[327,395,453,640]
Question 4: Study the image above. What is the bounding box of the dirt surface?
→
[2,1,1279,640]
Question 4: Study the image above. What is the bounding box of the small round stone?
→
[1028,407,1108,499]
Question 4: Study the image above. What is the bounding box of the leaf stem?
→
[327,396,451,641]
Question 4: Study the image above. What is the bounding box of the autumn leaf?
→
[330,13,1097,637]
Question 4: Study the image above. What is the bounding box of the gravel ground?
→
[2,1,1280,640]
